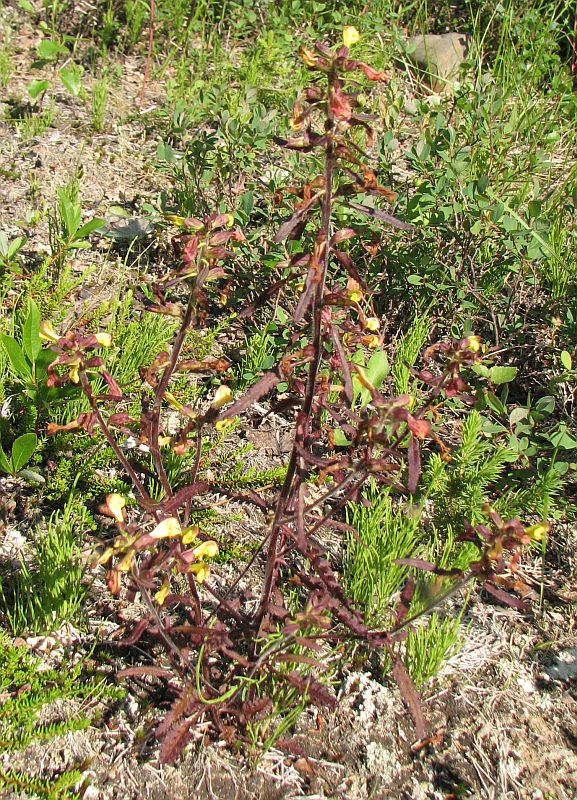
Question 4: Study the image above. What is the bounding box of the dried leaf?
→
[274,192,323,243]
[348,202,414,230]
[392,656,425,740]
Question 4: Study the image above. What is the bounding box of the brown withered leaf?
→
[274,192,324,243]
[348,202,415,230]
[178,357,230,373]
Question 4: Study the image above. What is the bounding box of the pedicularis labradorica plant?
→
[44,28,546,762]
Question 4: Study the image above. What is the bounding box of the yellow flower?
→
[466,335,482,353]
[181,526,200,545]
[212,385,233,409]
[347,289,363,303]
[94,332,112,347]
[106,493,126,523]
[193,540,219,559]
[215,417,237,433]
[155,582,171,606]
[300,47,319,68]
[69,364,80,384]
[525,523,549,542]
[150,517,182,539]
[39,321,59,343]
[365,317,380,332]
[363,334,380,349]
[343,26,360,48]
[189,561,210,583]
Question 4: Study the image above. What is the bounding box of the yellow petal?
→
[94,332,112,347]
[163,391,182,410]
[466,335,482,353]
[193,540,219,559]
[300,47,319,68]
[343,26,360,48]
[363,334,380,349]
[215,417,237,432]
[150,517,182,539]
[107,493,126,523]
[181,526,200,545]
[117,550,134,572]
[365,317,380,331]
[212,385,233,409]
[347,289,362,303]
[39,321,59,342]
[155,582,171,605]
[189,561,210,583]
[525,523,549,542]
[69,365,80,384]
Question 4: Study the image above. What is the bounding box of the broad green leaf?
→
[27,79,50,99]
[333,430,351,447]
[59,63,83,96]
[74,217,106,240]
[0,334,31,381]
[22,299,41,364]
[36,38,67,61]
[534,396,555,415]
[0,231,8,257]
[560,350,572,371]
[366,350,390,386]
[472,363,490,379]
[358,350,390,408]
[11,433,37,472]
[488,366,518,385]
[0,441,12,474]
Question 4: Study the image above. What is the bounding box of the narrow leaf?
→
[348,202,414,230]
[392,657,426,740]
[407,436,421,495]
[215,371,279,421]
[274,193,323,243]
[0,335,31,380]
[22,299,41,363]
[74,218,106,240]
[0,441,12,474]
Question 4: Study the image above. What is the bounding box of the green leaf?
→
[22,299,41,364]
[59,63,83,96]
[0,335,31,381]
[358,350,390,407]
[11,433,37,472]
[560,350,572,371]
[484,391,507,416]
[333,430,351,447]
[73,217,106,241]
[0,441,12,474]
[36,38,67,61]
[488,366,518,385]
[534,396,555,415]
[27,79,50,99]
[58,192,81,239]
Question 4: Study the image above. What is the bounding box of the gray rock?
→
[405,32,472,90]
